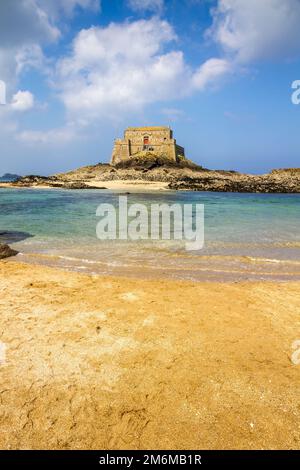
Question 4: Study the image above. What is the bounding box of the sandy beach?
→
[2,0,300,460]
[1,260,300,449]
[0,180,170,191]
[85,180,170,191]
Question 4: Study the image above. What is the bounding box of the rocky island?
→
[1,127,300,192]
[4,154,300,193]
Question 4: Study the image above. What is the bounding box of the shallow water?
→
[1,188,300,281]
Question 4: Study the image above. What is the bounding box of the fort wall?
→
[111,127,185,165]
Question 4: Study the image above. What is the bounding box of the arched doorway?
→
[143,135,149,150]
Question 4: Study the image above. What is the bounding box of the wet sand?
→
[1,260,300,449]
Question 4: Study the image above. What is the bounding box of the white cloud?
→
[0,0,103,148]
[62,18,176,70]
[6,0,300,152]
[192,0,300,100]
[0,0,60,95]
[192,57,232,90]
[0,0,60,48]
[209,0,300,63]
[15,44,47,76]
[128,0,164,13]
[0,0,101,89]
[10,90,34,111]
[56,18,192,120]
[53,17,236,124]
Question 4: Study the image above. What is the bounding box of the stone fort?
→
[111,126,185,165]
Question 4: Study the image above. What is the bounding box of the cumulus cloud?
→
[5,0,300,149]
[56,18,192,120]
[0,0,59,95]
[0,0,60,48]
[0,89,35,114]
[0,0,103,145]
[209,0,300,63]
[190,0,300,100]
[10,90,34,111]
[128,0,164,13]
[192,57,232,90]
[0,0,101,88]
[54,16,235,124]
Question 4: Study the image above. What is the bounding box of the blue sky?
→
[0,0,300,175]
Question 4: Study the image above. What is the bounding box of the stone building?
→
[111,126,185,165]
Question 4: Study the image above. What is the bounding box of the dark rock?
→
[12,176,107,190]
[13,175,57,187]
[114,153,203,171]
[62,182,107,190]
[0,243,18,259]
[63,182,91,189]
[168,174,300,193]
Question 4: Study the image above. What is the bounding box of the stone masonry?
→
[111,126,185,165]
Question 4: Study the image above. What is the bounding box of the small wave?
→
[245,256,300,265]
[10,248,300,282]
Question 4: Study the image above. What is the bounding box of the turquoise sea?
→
[1,188,300,281]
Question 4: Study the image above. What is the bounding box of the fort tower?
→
[111,126,185,165]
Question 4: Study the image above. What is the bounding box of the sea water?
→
[0,188,300,281]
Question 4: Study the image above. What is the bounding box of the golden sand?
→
[0,260,300,449]
[0,181,169,191]
[86,180,169,191]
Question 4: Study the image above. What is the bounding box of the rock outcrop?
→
[0,244,18,259]
[12,175,106,190]
[8,156,300,193]
[12,175,57,187]
[168,170,300,193]
[114,151,201,171]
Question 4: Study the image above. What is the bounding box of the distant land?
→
[1,153,300,192]
[0,173,21,182]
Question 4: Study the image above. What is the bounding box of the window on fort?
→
[143,136,149,145]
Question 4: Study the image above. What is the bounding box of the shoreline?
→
[0,180,170,191]
[10,250,300,283]
[1,259,300,449]
[2,180,300,193]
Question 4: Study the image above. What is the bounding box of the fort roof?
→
[125,126,170,131]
